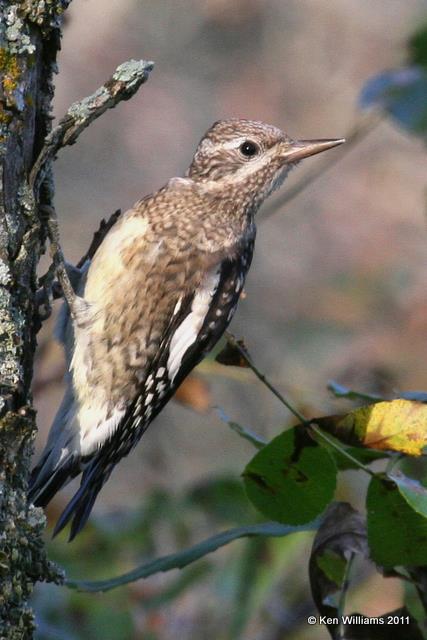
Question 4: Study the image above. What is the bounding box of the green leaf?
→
[227,538,265,640]
[328,380,383,403]
[66,521,318,593]
[84,599,134,640]
[316,549,347,586]
[360,67,427,139]
[392,473,427,516]
[186,475,257,525]
[367,474,427,568]
[216,408,267,450]
[409,23,427,68]
[328,380,427,405]
[243,427,337,525]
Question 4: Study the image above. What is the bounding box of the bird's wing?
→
[29,209,165,507]
[53,247,254,540]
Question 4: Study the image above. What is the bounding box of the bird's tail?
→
[28,386,81,509]
[28,448,79,508]
[51,457,113,540]
[29,386,116,540]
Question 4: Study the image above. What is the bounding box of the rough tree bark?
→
[0,2,69,637]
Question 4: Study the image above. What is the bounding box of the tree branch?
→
[31,59,154,317]
[29,58,154,194]
[66,520,319,593]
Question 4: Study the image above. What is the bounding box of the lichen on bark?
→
[0,1,69,637]
[0,411,62,639]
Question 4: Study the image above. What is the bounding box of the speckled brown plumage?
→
[28,118,344,539]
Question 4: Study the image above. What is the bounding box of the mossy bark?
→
[0,2,69,637]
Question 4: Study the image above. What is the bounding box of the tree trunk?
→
[0,2,68,636]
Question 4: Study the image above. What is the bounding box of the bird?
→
[29,119,344,540]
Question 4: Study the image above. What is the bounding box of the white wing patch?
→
[167,267,221,382]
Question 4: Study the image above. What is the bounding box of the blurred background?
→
[32,1,427,638]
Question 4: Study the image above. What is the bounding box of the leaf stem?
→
[309,425,376,477]
[337,552,355,639]
[224,333,307,424]
[385,453,403,474]
[225,333,376,477]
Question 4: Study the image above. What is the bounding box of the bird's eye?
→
[239,140,259,158]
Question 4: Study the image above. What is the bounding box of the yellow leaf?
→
[315,399,427,456]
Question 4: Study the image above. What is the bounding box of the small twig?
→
[35,260,58,325]
[224,332,376,476]
[36,208,122,319]
[66,520,319,592]
[261,113,382,220]
[41,204,78,318]
[337,552,355,639]
[224,332,307,424]
[76,208,121,268]
[30,59,154,194]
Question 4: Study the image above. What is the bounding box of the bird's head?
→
[187,119,344,210]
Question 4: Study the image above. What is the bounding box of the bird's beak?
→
[282,138,345,163]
